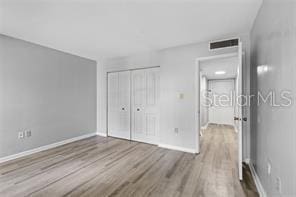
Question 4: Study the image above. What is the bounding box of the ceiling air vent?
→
[209,38,239,51]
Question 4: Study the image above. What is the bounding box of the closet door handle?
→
[121,107,125,111]
[137,108,140,111]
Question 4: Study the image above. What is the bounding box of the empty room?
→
[0,0,295,196]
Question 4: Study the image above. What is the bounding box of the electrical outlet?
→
[25,130,32,137]
[276,177,282,194]
[174,128,179,134]
[18,132,24,139]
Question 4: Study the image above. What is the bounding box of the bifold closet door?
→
[107,71,131,140]
[131,68,160,144]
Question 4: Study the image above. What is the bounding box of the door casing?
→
[195,51,244,180]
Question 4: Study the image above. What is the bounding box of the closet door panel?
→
[118,71,131,138]
[107,71,130,140]
[107,72,119,136]
[131,68,159,144]
[131,70,146,135]
[144,68,160,140]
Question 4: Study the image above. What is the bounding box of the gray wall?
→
[0,35,97,158]
[250,0,296,196]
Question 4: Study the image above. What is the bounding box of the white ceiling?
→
[200,56,238,80]
[0,0,262,60]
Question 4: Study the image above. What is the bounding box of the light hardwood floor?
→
[0,124,258,197]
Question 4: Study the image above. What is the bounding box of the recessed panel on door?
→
[132,70,146,136]
[118,72,131,135]
[146,114,157,136]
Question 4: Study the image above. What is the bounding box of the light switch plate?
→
[266,158,272,176]
[267,162,271,175]
[18,132,24,139]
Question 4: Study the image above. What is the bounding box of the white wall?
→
[98,34,251,153]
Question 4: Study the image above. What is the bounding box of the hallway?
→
[200,124,258,196]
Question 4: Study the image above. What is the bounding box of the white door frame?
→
[195,52,238,154]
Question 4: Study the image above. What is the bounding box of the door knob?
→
[234,117,240,121]
[121,107,125,110]
[137,108,140,111]
[243,117,247,121]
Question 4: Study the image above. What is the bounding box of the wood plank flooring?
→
[0,124,258,197]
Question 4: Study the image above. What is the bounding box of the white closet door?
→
[107,71,131,140]
[131,68,159,144]
[108,72,119,136]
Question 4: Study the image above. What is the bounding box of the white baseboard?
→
[0,132,97,164]
[244,158,251,164]
[200,122,209,137]
[201,122,209,130]
[96,132,107,137]
[158,144,196,154]
[248,159,267,197]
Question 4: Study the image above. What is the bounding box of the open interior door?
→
[235,41,243,180]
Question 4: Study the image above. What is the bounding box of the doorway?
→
[195,43,243,180]
[208,79,235,126]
